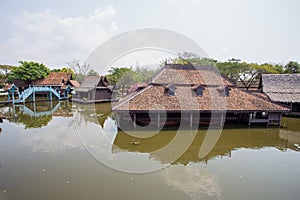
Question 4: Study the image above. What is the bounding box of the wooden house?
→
[112,63,289,128]
[262,74,300,112]
[32,72,78,97]
[73,76,113,103]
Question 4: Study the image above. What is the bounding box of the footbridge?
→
[13,86,67,103]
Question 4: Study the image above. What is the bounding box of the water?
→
[0,101,300,200]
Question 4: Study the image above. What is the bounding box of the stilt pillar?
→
[133,112,136,128]
[157,113,160,129]
[190,112,193,128]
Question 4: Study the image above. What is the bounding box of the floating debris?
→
[130,140,140,145]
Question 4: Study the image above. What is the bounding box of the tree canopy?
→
[8,61,50,83]
[284,61,300,73]
[87,69,99,76]
[174,52,291,90]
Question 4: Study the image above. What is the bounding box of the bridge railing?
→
[14,86,63,103]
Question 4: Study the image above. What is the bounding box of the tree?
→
[284,61,300,73]
[106,67,136,97]
[0,64,14,86]
[255,63,282,88]
[134,66,158,82]
[66,59,90,83]
[87,69,99,76]
[8,61,49,83]
[51,67,75,77]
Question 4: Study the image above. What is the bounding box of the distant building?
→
[263,74,300,112]
[113,63,289,127]
[73,76,113,103]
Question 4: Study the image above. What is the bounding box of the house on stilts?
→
[112,63,289,128]
[3,72,79,103]
[72,76,114,103]
[262,74,300,113]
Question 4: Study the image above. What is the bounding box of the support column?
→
[220,113,224,126]
[33,102,36,118]
[32,88,36,102]
[12,91,14,103]
[133,112,136,128]
[190,112,193,128]
[157,113,160,129]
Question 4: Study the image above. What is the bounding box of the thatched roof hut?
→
[262,74,300,103]
[112,63,289,127]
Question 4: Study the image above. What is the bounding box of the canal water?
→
[0,101,300,200]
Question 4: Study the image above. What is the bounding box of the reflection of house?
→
[73,103,112,128]
[73,76,113,103]
[113,63,289,127]
[112,128,293,165]
[262,74,300,112]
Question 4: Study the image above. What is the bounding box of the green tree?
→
[255,63,282,88]
[87,69,99,76]
[8,61,49,83]
[284,61,300,73]
[106,67,136,97]
[134,66,158,82]
[51,67,75,77]
[106,67,134,85]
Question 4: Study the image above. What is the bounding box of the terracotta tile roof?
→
[113,64,289,112]
[12,79,29,88]
[70,80,80,88]
[263,74,300,103]
[151,65,234,86]
[113,85,289,112]
[32,72,72,86]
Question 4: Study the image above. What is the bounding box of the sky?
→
[0,0,299,70]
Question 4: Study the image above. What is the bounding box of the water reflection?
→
[0,102,300,200]
[162,165,222,199]
[112,127,299,165]
[0,101,72,129]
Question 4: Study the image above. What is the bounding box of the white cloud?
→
[0,5,118,68]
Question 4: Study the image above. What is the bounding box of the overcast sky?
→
[0,0,299,69]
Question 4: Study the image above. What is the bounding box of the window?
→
[165,84,176,96]
[224,87,231,96]
[193,86,204,96]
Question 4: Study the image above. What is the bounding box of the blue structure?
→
[11,85,70,104]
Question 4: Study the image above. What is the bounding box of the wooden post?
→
[133,112,136,128]
[220,113,224,126]
[248,113,252,126]
[33,102,36,118]
[12,91,14,103]
[32,88,36,102]
[190,112,193,128]
[157,112,160,129]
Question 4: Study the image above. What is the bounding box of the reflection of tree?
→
[16,112,52,129]
[1,101,73,129]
